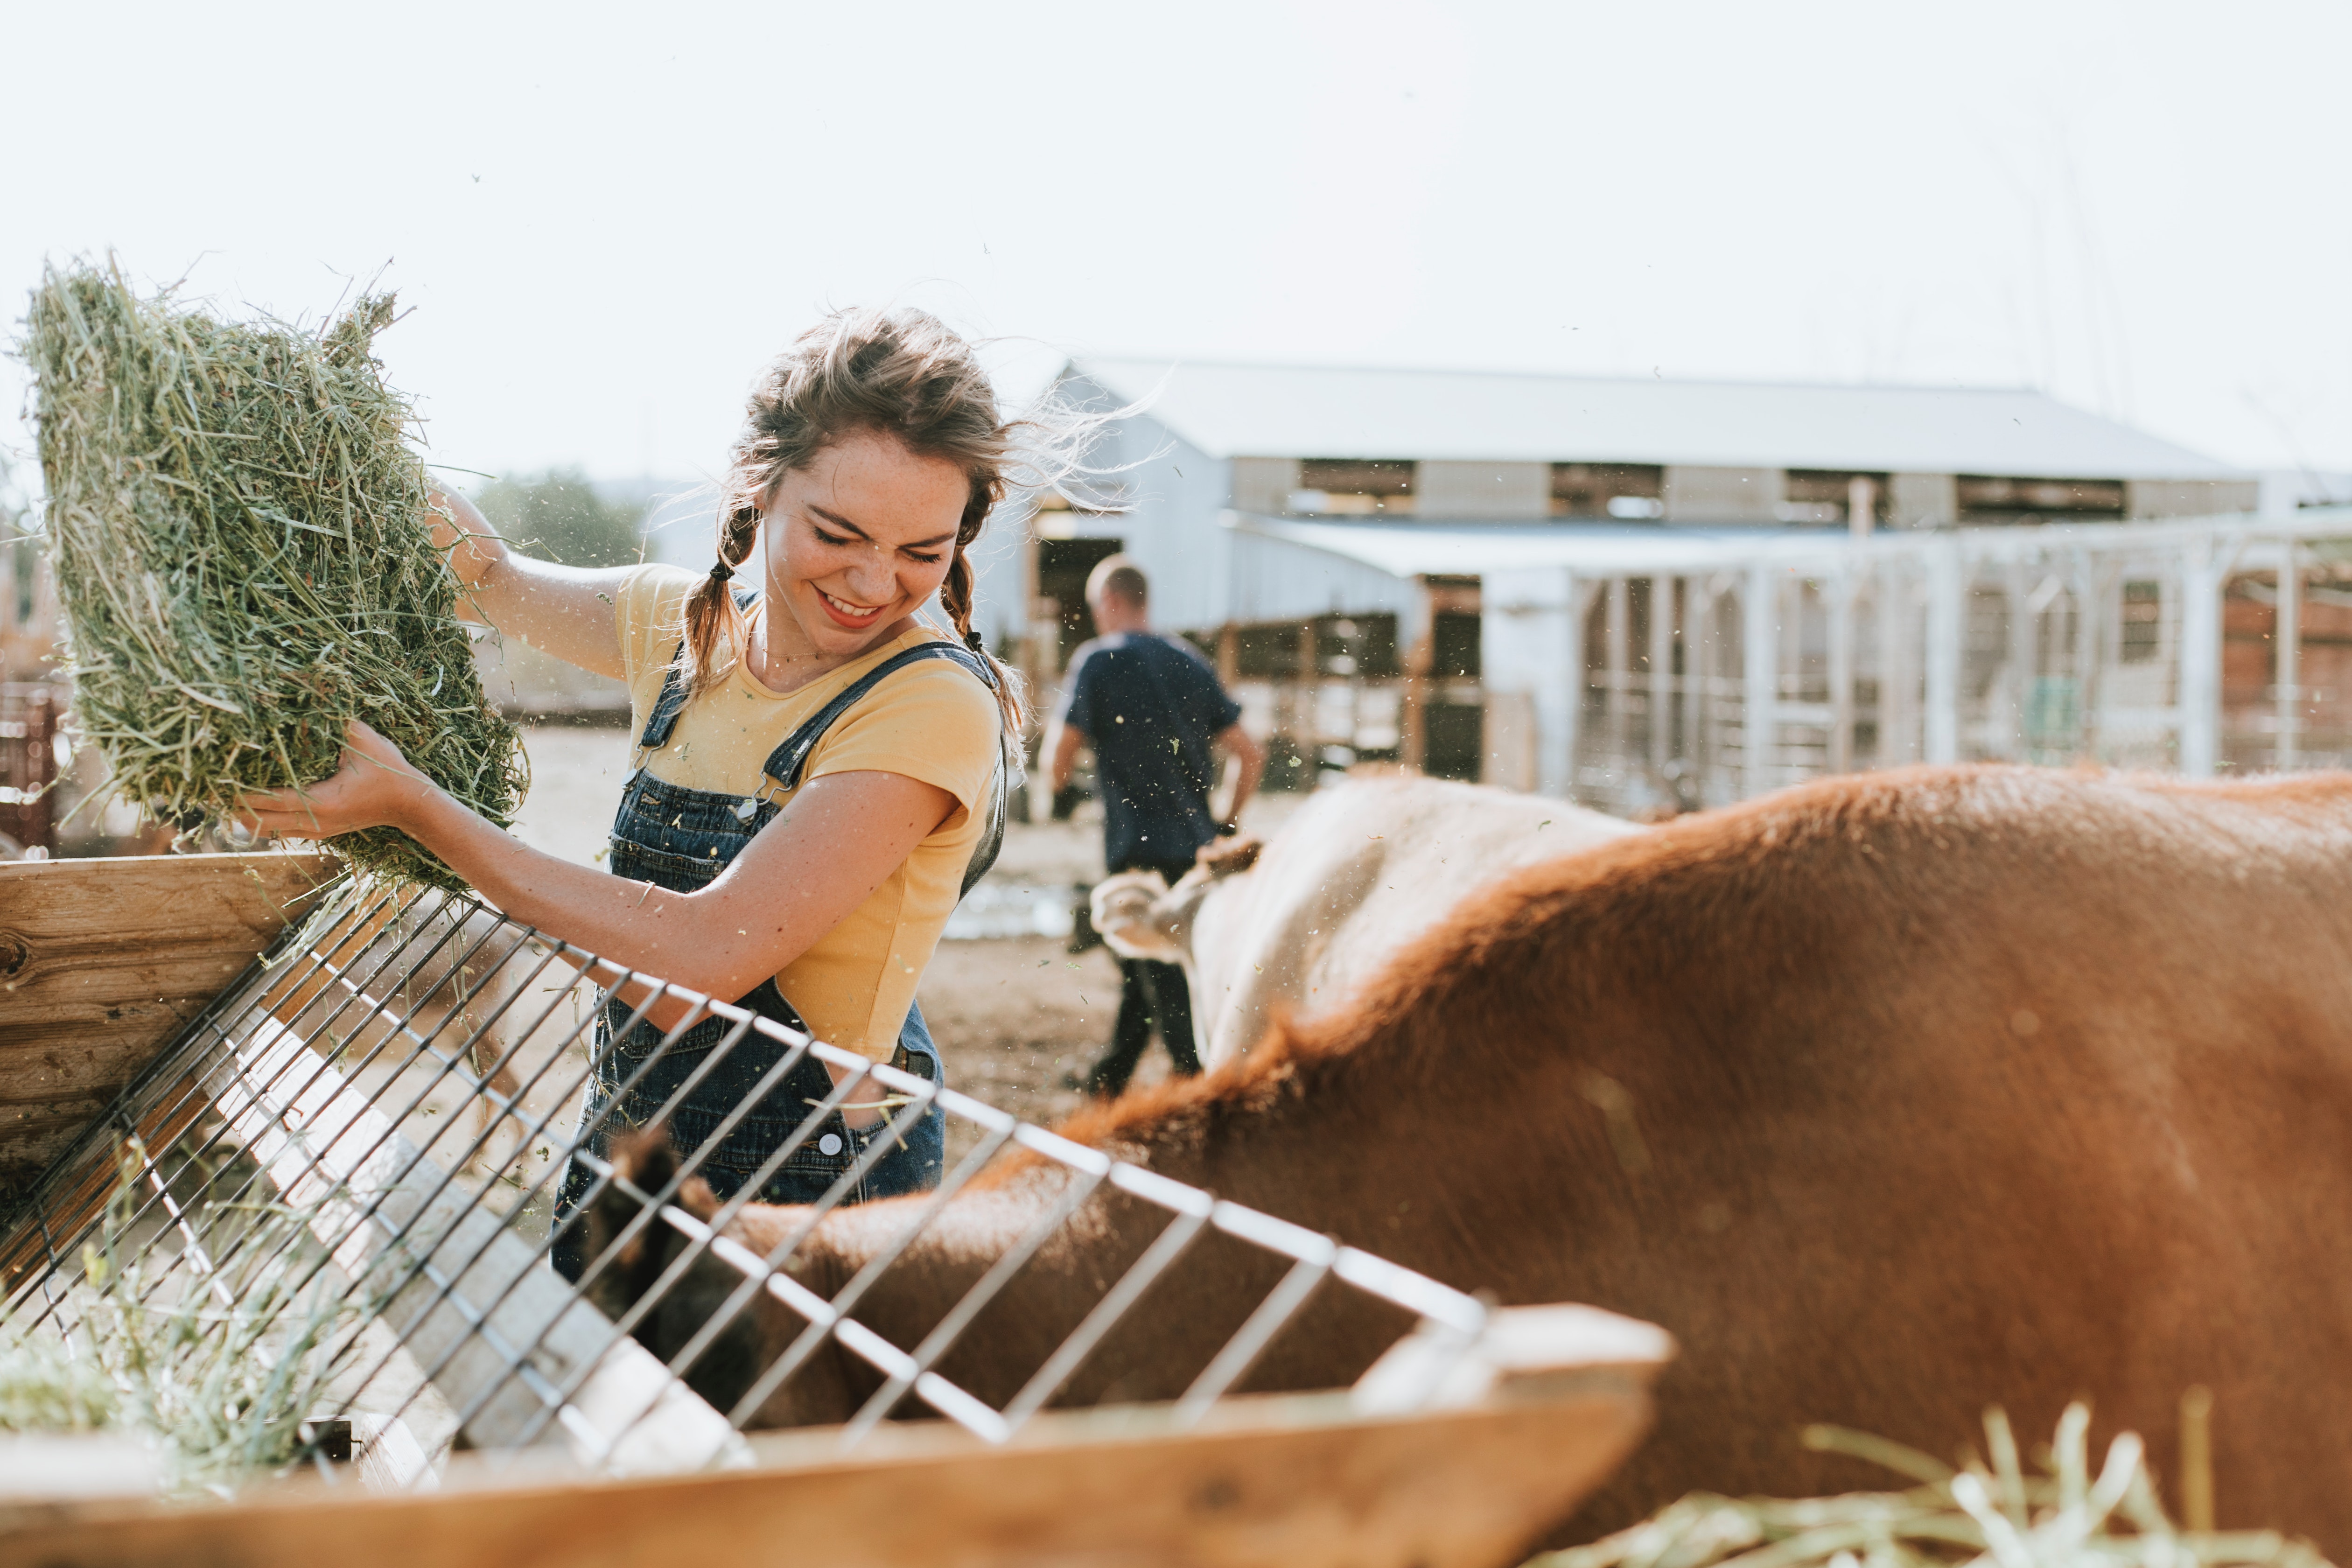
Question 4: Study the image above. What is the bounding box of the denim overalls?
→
[551,627,1004,1281]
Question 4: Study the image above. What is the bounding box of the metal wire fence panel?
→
[0,881,1488,1492]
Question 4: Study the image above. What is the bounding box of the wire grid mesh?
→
[0,877,1489,1489]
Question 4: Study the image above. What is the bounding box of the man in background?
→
[1048,556,1264,1097]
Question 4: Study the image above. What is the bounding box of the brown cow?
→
[593,765,2352,1551]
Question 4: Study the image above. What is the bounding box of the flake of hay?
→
[25,259,523,888]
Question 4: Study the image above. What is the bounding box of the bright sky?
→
[5,0,2346,518]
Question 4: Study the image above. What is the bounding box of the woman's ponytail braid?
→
[679,501,763,696]
[941,494,1027,756]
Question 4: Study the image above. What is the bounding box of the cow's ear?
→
[676,1174,721,1223]
[1198,835,1265,877]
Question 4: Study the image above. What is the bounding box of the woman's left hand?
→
[235,720,439,840]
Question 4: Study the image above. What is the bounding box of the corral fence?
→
[1496,509,2352,817]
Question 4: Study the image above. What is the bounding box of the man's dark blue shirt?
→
[1057,632,1243,870]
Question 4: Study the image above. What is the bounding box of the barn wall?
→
[1664,466,1784,524]
[1224,527,1422,639]
[1888,472,1957,529]
[1231,458,1302,516]
[2128,479,2260,519]
[1417,462,1549,519]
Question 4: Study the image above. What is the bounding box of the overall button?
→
[817,1133,843,1156]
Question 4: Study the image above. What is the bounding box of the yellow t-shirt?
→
[613,566,999,1060]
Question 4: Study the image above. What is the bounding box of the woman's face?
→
[761,428,968,664]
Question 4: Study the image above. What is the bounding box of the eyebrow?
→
[808,504,958,550]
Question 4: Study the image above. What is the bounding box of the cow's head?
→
[1090,836,1265,964]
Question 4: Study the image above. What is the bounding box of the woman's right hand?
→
[427,486,507,592]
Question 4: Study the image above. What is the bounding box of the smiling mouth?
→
[817,588,889,628]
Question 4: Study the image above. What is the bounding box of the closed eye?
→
[814,526,942,565]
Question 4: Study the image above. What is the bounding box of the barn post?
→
[1827,563,1855,775]
[1924,536,1962,764]
[2004,558,2035,760]
[1874,555,1910,765]
[2178,531,2224,777]
[1554,573,1588,798]
[2277,542,2301,770]
[1605,577,1631,774]
[1479,567,1578,798]
[1683,581,1713,791]
[1743,560,1776,798]
[1648,576,1674,785]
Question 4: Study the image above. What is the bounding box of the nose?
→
[840,548,893,602]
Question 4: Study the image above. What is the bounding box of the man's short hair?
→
[1086,555,1149,607]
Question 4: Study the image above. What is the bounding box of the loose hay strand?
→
[25,258,524,888]
[1531,1407,2328,1568]
[0,1141,386,1496]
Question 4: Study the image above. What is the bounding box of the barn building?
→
[967,363,2352,814]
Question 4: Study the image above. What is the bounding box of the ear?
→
[1092,871,1184,961]
[1196,835,1264,878]
[1150,869,1219,951]
[584,1127,693,1321]
[675,1172,721,1224]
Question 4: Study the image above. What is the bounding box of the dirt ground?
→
[503,720,1295,1157]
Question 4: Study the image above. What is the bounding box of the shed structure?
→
[973,360,2306,808]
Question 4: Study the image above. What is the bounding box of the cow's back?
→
[1195,766,2352,1550]
[1189,777,1638,1064]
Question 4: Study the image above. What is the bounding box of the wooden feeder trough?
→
[0,854,1669,1567]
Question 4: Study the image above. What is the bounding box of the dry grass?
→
[1536,1405,2325,1568]
[25,258,522,888]
[0,1143,383,1496]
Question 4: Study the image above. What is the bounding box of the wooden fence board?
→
[0,1375,1657,1568]
[0,852,335,1197]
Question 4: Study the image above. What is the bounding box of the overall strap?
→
[758,638,1009,899]
[756,641,1000,793]
[634,660,693,754]
[632,589,760,763]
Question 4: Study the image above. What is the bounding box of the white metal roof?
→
[1229,507,2352,582]
[1070,358,2243,480]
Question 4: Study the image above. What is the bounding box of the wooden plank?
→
[207,1015,743,1475]
[0,1375,1658,1568]
[0,852,336,1197]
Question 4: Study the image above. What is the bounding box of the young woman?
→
[239,308,1037,1278]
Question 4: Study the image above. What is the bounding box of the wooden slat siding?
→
[0,1376,1658,1568]
[207,1015,742,1473]
[0,852,336,1197]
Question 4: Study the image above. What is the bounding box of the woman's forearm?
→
[404,787,768,1009]
[245,719,953,1069]
[392,766,952,1036]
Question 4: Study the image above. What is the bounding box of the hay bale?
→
[26,259,523,888]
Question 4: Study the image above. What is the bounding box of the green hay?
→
[1534,1405,2325,1568]
[0,1144,384,1496]
[25,258,523,889]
